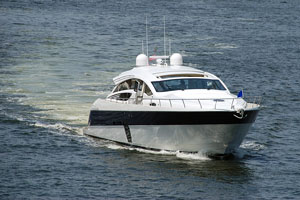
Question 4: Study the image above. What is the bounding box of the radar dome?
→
[136,54,148,67]
[170,53,183,66]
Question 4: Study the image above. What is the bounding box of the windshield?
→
[152,78,226,92]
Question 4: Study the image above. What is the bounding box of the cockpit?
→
[108,75,227,103]
[108,79,153,102]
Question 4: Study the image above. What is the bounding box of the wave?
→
[175,151,211,161]
[231,140,266,159]
[240,140,265,151]
[104,143,211,161]
[33,121,83,135]
[202,52,224,55]
[1,107,84,136]
[213,43,238,49]
[1,109,28,123]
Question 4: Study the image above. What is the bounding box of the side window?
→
[144,84,153,96]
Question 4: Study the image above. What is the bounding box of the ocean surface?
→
[1,0,300,199]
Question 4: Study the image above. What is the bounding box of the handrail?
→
[106,96,262,110]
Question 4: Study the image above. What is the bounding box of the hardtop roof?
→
[113,65,214,84]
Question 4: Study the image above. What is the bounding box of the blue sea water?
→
[1,0,300,199]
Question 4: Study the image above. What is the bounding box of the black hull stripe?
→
[85,133,173,152]
[88,110,259,126]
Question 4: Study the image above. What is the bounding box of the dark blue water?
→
[1,0,300,199]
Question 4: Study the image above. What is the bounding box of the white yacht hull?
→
[84,123,253,155]
[86,99,259,155]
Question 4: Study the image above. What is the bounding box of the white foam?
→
[240,140,265,151]
[104,143,210,161]
[105,143,129,150]
[213,43,238,49]
[135,148,176,156]
[33,121,83,135]
[1,111,27,122]
[175,151,211,161]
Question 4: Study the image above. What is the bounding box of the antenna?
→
[169,39,171,56]
[163,16,166,64]
[146,16,149,64]
[142,40,144,54]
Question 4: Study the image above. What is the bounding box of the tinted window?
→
[152,79,226,92]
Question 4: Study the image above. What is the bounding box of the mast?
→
[163,16,166,64]
[169,39,171,56]
[146,16,149,65]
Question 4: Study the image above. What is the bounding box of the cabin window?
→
[152,78,226,92]
[144,84,153,96]
[114,79,153,96]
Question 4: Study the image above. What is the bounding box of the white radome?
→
[170,53,183,66]
[136,54,148,67]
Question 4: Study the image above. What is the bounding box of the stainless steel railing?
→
[107,96,262,110]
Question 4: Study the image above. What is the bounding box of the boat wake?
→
[103,143,211,160]
[103,140,266,161]
[1,108,84,136]
[33,122,83,135]
[2,104,263,161]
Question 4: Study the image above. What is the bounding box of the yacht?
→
[84,53,261,156]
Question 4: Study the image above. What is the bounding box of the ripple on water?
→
[1,0,300,199]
